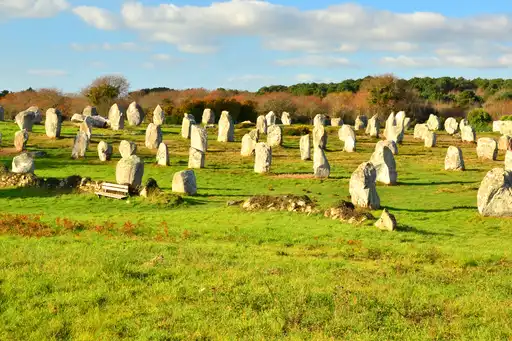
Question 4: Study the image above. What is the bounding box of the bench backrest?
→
[102,182,129,193]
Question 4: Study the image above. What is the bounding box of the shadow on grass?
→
[0,187,73,199]
[398,180,478,186]
[396,224,454,236]
[384,205,477,213]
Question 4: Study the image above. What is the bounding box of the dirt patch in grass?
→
[324,200,375,224]
[242,194,317,213]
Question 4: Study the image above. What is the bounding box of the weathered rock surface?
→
[97,141,112,161]
[45,108,62,138]
[444,117,459,135]
[119,140,137,159]
[181,113,196,139]
[145,123,162,150]
[493,121,503,132]
[500,121,512,135]
[188,147,205,169]
[354,115,368,130]
[254,143,272,173]
[313,147,330,178]
[370,146,397,185]
[375,140,398,155]
[477,138,498,160]
[267,125,283,147]
[413,123,429,139]
[14,129,29,152]
[281,112,292,125]
[459,119,469,131]
[427,114,441,131]
[116,155,144,188]
[349,162,380,209]
[153,105,165,126]
[15,110,35,131]
[424,132,436,148]
[80,117,93,140]
[108,103,125,130]
[498,135,512,151]
[27,106,42,124]
[477,168,512,217]
[218,111,235,142]
[126,101,145,126]
[71,132,89,159]
[375,209,397,231]
[172,170,197,195]
[191,125,208,152]
[256,115,267,134]
[312,125,327,149]
[12,153,34,174]
[461,125,476,143]
[83,106,98,117]
[156,143,169,166]
[242,195,315,213]
[445,146,465,171]
[266,111,276,126]
[300,134,311,160]
[344,135,356,153]
[313,114,327,127]
[384,112,395,137]
[241,133,257,156]
[339,124,355,142]
[202,108,215,125]
[366,115,380,138]
[506,151,512,171]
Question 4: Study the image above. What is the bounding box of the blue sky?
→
[2,0,512,93]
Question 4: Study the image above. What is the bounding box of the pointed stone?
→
[218,111,234,142]
[375,209,397,231]
[313,146,330,178]
[349,162,380,209]
[300,134,311,160]
[156,143,169,166]
[254,143,272,173]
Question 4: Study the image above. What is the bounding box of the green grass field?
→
[0,120,511,340]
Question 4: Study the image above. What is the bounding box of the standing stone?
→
[476,138,498,160]
[477,168,512,217]
[461,125,476,143]
[45,108,62,138]
[254,143,272,173]
[349,162,380,209]
[395,111,406,125]
[14,129,29,152]
[375,140,398,155]
[413,123,429,139]
[424,132,436,148]
[266,111,276,126]
[181,113,196,139]
[500,121,512,135]
[281,112,292,125]
[202,108,215,125]
[331,117,343,127]
[126,101,145,126]
[80,117,93,140]
[427,114,440,131]
[119,140,137,159]
[370,146,397,185]
[366,115,380,138]
[384,112,396,137]
[248,129,259,141]
[375,209,397,231]
[218,111,234,142]
[505,151,512,171]
[313,146,330,178]
[12,153,34,174]
[71,131,89,159]
[354,115,368,130]
[312,125,327,149]
[344,135,356,153]
[83,106,98,117]
[493,121,503,132]
[97,141,112,161]
[108,103,125,131]
[256,115,267,134]
[459,119,469,131]
[156,143,169,166]
[27,106,42,124]
[188,147,205,169]
[385,124,404,144]
[15,110,35,131]
[403,117,411,130]
[191,125,208,152]
[145,123,162,150]
[300,134,311,160]
[445,146,465,171]
[153,105,165,126]
[313,114,327,127]
[267,125,283,147]
[0,105,4,121]
[498,135,512,151]
[241,133,257,157]
[338,124,355,142]
[444,117,459,135]
[116,155,144,188]
[172,170,197,195]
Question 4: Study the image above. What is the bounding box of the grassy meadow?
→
[0,119,511,340]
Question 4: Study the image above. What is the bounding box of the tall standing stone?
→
[45,108,62,138]
[476,138,498,160]
[256,115,267,134]
[461,125,476,143]
[427,114,440,131]
[191,125,208,152]
[370,146,397,185]
[254,143,272,173]
[281,112,292,125]
[424,132,436,148]
[349,162,380,209]
[445,146,465,171]
[126,101,145,126]
[145,123,162,150]
[188,147,205,169]
[218,111,234,142]
[156,143,169,166]
[97,141,112,161]
[375,140,398,155]
[444,117,459,135]
[15,110,35,132]
[181,113,196,139]
[82,106,98,117]
[12,153,34,174]
[153,105,165,126]
[366,115,380,138]
[267,125,283,147]
[80,117,93,140]
[312,125,327,149]
[266,111,276,126]
[71,131,89,159]
[344,135,356,153]
[116,155,144,188]
[354,115,368,130]
[108,103,125,131]
[14,129,29,152]
[172,170,197,195]
[202,108,215,125]
[477,168,512,217]
[313,146,330,178]
[300,134,311,160]
[384,112,396,137]
[313,114,327,127]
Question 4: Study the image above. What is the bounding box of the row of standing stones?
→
[2,103,512,222]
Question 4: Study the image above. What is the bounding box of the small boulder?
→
[444,117,459,135]
[331,117,343,127]
[338,124,355,142]
[241,133,257,157]
[181,113,196,139]
[45,108,62,138]
[476,138,498,160]
[218,111,235,142]
[281,112,292,125]
[498,135,512,151]
[191,125,208,152]
[375,209,397,231]
[424,132,436,148]
[413,123,429,139]
[427,114,440,131]
[97,141,112,161]
[108,103,125,131]
[172,170,197,195]
[354,115,368,130]
[15,110,35,132]
[344,135,356,153]
[71,114,85,123]
[80,117,93,140]
[126,101,145,126]
[461,125,476,143]
[256,115,267,134]
[312,125,327,149]
[14,129,29,152]
[366,115,380,138]
[313,114,327,127]
[445,146,465,171]
[266,111,276,126]
[375,140,398,155]
[71,131,89,159]
[370,146,397,185]
[12,153,35,174]
[82,106,98,117]
[202,108,215,125]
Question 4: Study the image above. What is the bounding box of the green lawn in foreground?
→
[0,120,511,340]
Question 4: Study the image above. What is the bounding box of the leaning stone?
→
[126,101,145,126]
[477,168,512,217]
[71,131,89,159]
[145,123,162,150]
[300,134,311,160]
[313,114,327,127]
[181,113,196,139]
[424,132,436,148]
[256,115,267,134]
[191,125,208,152]
[80,117,93,140]
[445,146,465,171]
[15,110,35,131]
[156,143,169,166]
[267,125,283,147]
[218,111,235,142]
[427,114,440,131]
[119,140,137,159]
[45,108,62,138]
[153,105,165,126]
[498,135,512,151]
[82,106,98,117]
[370,146,397,185]
[506,151,512,171]
[108,103,125,131]
[14,129,29,152]
[477,138,498,160]
[202,108,215,125]
[116,155,144,188]
[349,162,380,209]
[254,143,272,173]
[331,117,343,126]
[375,140,398,155]
[444,117,459,135]
[313,146,330,178]
[97,141,112,161]
[71,114,85,123]
[188,147,205,169]
[354,115,367,130]
[375,209,397,231]
[241,133,257,157]
[12,153,34,174]
[413,123,429,139]
[366,115,380,138]
[172,170,197,195]
[312,125,327,149]
[344,135,356,153]
[266,111,276,126]
[461,125,476,143]
[281,112,292,125]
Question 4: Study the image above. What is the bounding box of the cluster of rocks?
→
[324,200,374,225]
[241,195,316,213]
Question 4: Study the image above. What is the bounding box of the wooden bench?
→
[95,182,129,200]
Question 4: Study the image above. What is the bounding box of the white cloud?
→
[27,69,68,76]
[72,6,119,30]
[276,55,352,68]
[0,0,69,19]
